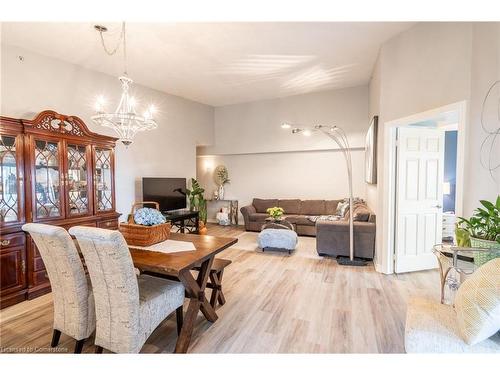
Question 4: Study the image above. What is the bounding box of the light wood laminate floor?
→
[0,224,440,353]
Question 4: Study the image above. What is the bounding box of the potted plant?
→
[266,206,285,221]
[186,178,208,235]
[456,195,500,265]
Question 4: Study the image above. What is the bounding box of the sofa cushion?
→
[253,198,279,213]
[325,200,341,215]
[300,200,326,215]
[278,199,301,215]
[286,215,315,226]
[405,297,500,353]
[249,213,269,222]
[454,258,500,345]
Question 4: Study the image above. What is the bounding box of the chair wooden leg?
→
[74,339,85,354]
[95,346,103,354]
[50,329,61,347]
[176,306,184,336]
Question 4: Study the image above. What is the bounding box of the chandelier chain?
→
[98,22,128,75]
[123,22,128,76]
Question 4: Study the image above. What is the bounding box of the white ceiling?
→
[1,22,415,106]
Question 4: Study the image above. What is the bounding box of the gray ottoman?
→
[258,228,298,254]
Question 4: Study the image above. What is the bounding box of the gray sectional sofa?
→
[240,198,376,259]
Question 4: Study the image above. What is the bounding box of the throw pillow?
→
[336,201,349,217]
[454,258,500,345]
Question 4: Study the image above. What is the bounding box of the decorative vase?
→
[470,237,500,266]
[198,221,208,235]
[218,184,225,200]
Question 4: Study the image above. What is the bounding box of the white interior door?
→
[395,127,444,273]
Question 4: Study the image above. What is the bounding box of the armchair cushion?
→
[454,258,500,345]
[405,297,500,353]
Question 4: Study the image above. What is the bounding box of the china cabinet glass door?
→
[65,143,91,216]
[94,147,114,212]
[32,137,64,220]
[0,134,23,225]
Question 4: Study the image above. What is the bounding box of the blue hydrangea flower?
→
[134,207,166,226]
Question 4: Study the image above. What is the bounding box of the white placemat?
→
[131,239,196,254]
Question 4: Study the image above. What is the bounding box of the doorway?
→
[382,101,467,274]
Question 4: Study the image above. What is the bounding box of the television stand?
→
[163,210,199,234]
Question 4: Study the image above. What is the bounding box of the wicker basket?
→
[119,202,171,247]
[470,237,500,266]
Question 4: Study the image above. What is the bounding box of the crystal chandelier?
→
[91,22,157,146]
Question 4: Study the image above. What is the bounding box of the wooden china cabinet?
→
[0,110,120,308]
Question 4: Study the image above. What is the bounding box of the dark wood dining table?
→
[128,232,238,353]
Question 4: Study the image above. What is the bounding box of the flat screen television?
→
[142,178,187,212]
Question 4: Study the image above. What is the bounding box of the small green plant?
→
[186,178,207,223]
[266,206,285,220]
[457,196,500,244]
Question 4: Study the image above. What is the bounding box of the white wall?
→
[197,86,370,223]
[200,86,369,155]
[467,23,500,212]
[369,22,500,274]
[1,44,214,219]
[366,55,381,214]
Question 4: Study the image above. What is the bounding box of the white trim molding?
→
[377,100,467,274]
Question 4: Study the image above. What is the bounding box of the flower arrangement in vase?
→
[266,206,285,221]
[214,165,230,200]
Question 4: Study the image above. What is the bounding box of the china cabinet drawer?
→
[98,219,119,230]
[0,233,25,249]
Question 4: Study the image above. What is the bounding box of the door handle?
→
[434,205,442,209]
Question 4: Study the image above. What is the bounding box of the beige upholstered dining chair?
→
[69,226,185,353]
[21,223,96,353]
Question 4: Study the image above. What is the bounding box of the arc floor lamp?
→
[282,123,366,266]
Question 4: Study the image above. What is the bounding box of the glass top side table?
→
[261,218,295,231]
[432,244,500,304]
